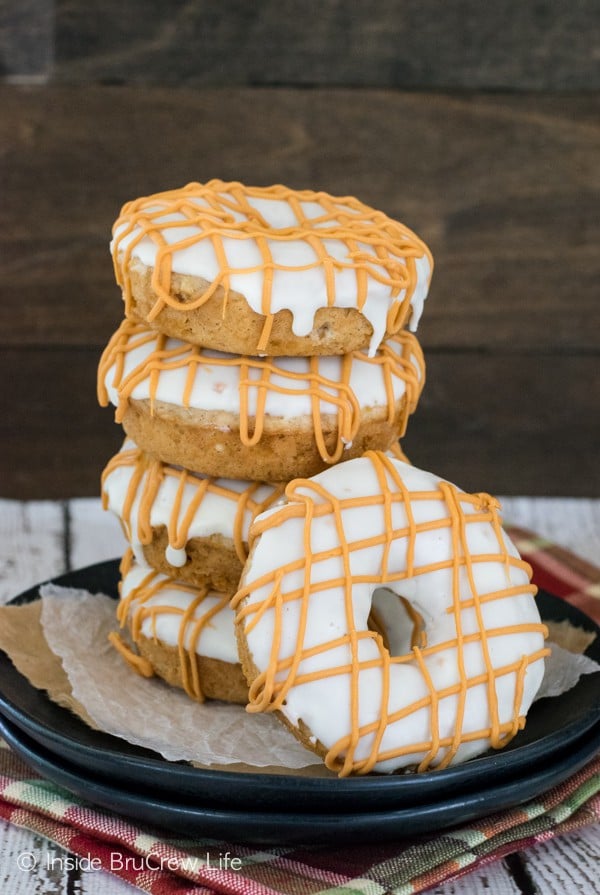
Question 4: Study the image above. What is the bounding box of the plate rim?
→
[0,558,599,802]
[1,710,599,845]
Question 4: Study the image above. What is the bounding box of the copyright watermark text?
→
[17,852,103,873]
[16,849,243,873]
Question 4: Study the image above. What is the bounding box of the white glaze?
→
[102,440,280,566]
[112,185,432,355]
[102,324,424,420]
[237,455,547,774]
[120,559,238,664]
[104,440,409,572]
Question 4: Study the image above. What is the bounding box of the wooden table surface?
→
[1,83,599,501]
[0,495,598,894]
[2,4,598,891]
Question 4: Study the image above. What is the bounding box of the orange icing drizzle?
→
[112,550,232,702]
[108,631,155,678]
[101,442,285,564]
[112,180,433,352]
[387,441,410,465]
[232,451,550,777]
[97,320,425,465]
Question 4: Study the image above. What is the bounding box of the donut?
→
[101,439,284,592]
[231,452,549,776]
[101,439,411,593]
[109,551,247,704]
[97,319,425,481]
[111,180,433,357]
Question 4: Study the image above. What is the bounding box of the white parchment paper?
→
[39,584,599,771]
[39,584,321,769]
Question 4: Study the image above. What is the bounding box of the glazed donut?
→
[97,319,425,481]
[109,551,247,704]
[111,180,433,357]
[101,439,411,593]
[102,439,284,592]
[232,452,549,776]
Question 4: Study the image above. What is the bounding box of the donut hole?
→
[234,453,547,775]
[370,588,427,657]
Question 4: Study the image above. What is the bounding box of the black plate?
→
[1,712,599,846]
[0,560,598,814]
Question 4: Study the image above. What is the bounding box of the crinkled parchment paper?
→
[0,585,321,770]
[0,585,597,774]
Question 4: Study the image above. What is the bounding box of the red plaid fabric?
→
[508,525,600,624]
[0,526,598,895]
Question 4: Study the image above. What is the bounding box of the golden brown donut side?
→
[134,628,248,705]
[121,398,411,481]
[142,528,244,594]
[125,258,378,356]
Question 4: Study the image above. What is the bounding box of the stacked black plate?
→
[0,560,598,846]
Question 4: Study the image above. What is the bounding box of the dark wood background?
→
[1,2,599,499]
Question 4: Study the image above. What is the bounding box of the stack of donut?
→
[98,180,548,776]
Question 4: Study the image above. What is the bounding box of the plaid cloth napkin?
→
[0,526,598,895]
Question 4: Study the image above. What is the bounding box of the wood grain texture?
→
[1,85,598,351]
[69,497,127,568]
[422,865,521,893]
[520,825,600,894]
[0,500,64,600]
[0,0,53,82]
[402,353,600,496]
[51,1,600,90]
[0,347,597,498]
[0,348,123,499]
[0,84,598,497]
[0,498,598,893]
[500,497,600,563]
[0,819,133,894]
